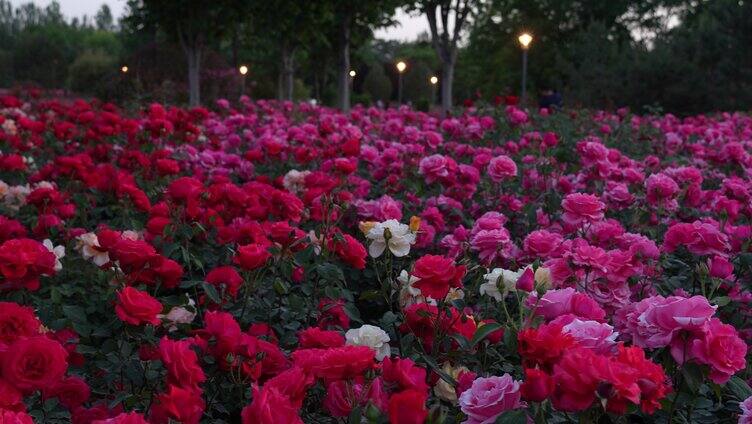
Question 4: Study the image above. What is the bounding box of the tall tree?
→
[328,1,398,112]
[124,0,245,106]
[407,0,482,115]
[247,2,330,101]
[95,4,114,31]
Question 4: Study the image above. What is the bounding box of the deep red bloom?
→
[411,255,466,300]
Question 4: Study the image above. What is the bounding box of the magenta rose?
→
[459,374,523,424]
[561,193,605,227]
[688,318,747,384]
[486,155,517,182]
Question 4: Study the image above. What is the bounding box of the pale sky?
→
[9,0,430,41]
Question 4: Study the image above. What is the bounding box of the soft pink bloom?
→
[528,288,606,322]
[561,193,605,228]
[458,374,523,424]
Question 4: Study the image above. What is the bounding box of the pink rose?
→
[459,374,523,424]
[486,155,517,182]
[561,193,605,228]
[555,317,617,354]
[528,288,605,322]
[688,318,747,384]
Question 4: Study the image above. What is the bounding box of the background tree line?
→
[0,0,750,114]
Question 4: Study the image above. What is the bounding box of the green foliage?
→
[363,64,393,103]
[67,49,118,98]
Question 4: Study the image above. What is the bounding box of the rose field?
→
[0,94,751,424]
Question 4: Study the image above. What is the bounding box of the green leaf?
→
[419,353,456,386]
[711,296,731,307]
[347,405,362,424]
[471,322,503,347]
[201,282,221,303]
[494,409,527,424]
[726,376,752,400]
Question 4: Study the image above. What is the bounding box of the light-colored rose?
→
[43,239,65,272]
[159,297,197,332]
[282,169,311,194]
[77,233,110,266]
[2,119,16,135]
[534,266,552,290]
[307,230,322,255]
[397,270,436,308]
[479,268,521,301]
[345,324,391,361]
[365,219,416,258]
[445,287,465,303]
[4,184,30,211]
[0,180,9,198]
[121,230,141,241]
[434,362,470,403]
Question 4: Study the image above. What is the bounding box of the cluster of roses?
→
[0,92,749,423]
[0,302,83,423]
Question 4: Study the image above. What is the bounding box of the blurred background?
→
[0,0,750,114]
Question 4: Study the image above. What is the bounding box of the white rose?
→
[345,324,391,361]
[42,239,65,272]
[366,219,416,258]
[77,232,110,266]
[479,268,521,301]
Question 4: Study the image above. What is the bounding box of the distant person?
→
[539,88,562,110]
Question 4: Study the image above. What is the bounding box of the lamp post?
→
[396,61,407,104]
[120,66,128,74]
[518,32,533,104]
[239,65,249,96]
[429,75,438,105]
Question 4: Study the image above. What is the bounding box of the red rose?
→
[2,336,68,392]
[0,379,24,411]
[92,412,150,424]
[388,389,428,424]
[551,347,603,412]
[205,266,243,297]
[262,366,314,409]
[241,385,302,424]
[0,302,41,345]
[411,255,466,300]
[43,376,91,409]
[0,409,34,424]
[159,337,205,387]
[330,233,367,269]
[167,177,204,201]
[151,257,184,289]
[520,368,554,402]
[317,298,350,330]
[115,287,162,326]
[292,346,375,380]
[298,327,345,349]
[151,384,205,424]
[111,239,157,271]
[0,238,56,291]
[382,357,429,393]
[518,323,576,370]
[234,243,271,270]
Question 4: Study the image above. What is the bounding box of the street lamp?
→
[120,66,128,73]
[429,75,438,104]
[349,70,356,78]
[396,61,407,104]
[518,32,533,104]
[239,65,249,95]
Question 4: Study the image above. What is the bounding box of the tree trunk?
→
[441,59,454,116]
[280,44,295,101]
[337,14,352,112]
[186,46,201,107]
